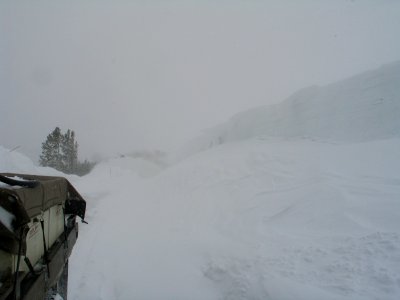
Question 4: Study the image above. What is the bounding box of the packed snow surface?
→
[64,137,400,300]
[5,139,400,299]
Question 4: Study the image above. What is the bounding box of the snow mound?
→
[0,145,63,176]
[180,61,400,157]
[69,138,400,300]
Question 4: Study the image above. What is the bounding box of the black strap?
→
[12,229,24,300]
[62,207,69,249]
[40,219,50,277]
[24,257,40,276]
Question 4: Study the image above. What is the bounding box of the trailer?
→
[0,173,86,300]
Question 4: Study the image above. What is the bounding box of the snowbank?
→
[69,138,400,300]
[0,145,42,174]
[179,61,400,158]
[0,145,77,180]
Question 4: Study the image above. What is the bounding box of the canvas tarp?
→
[0,173,86,254]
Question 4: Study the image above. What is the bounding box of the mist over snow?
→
[1,0,400,160]
[89,156,163,180]
[1,61,400,299]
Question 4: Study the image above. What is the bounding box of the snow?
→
[0,175,33,189]
[52,294,64,300]
[1,62,400,299]
[0,182,14,188]
[65,138,400,300]
[178,61,400,159]
[89,155,162,179]
[0,145,67,177]
[0,205,15,232]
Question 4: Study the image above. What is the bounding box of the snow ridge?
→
[180,61,400,158]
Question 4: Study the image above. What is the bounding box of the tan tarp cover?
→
[0,173,86,254]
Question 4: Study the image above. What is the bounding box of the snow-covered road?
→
[68,138,400,300]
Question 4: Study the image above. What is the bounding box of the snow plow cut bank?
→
[0,173,86,300]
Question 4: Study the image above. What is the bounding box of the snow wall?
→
[180,61,400,157]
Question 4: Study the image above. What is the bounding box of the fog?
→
[1,0,400,161]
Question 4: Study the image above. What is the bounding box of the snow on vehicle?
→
[0,173,86,300]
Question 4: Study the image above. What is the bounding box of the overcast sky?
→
[1,0,400,161]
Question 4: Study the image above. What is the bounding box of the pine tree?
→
[39,127,63,169]
[61,130,78,173]
[75,159,95,176]
[40,127,93,175]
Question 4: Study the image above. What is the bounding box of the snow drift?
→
[180,61,400,158]
[0,145,64,176]
[66,138,400,300]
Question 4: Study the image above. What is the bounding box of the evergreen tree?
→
[40,127,94,175]
[75,159,95,176]
[61,129,78,173]
[39,127,63,169]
